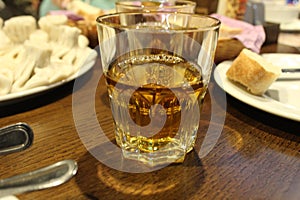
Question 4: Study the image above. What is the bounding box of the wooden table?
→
[0,44,299,200]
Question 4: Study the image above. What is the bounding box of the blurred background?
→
[0,0,299,47]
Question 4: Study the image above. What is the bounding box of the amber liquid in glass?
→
[105,50,207,164]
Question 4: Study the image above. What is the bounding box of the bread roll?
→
[219,24,242,40]
[226,48,281,95]
[66,1,105,22]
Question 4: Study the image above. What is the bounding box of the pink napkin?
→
[211,14,266,53]
[49,10,84,21]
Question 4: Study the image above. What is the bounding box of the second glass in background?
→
[116,0,196,13]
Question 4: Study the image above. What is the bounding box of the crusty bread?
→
[215,24,244,63]
[226,48,281,95]
[66,1,105,22]
[219,24,243,40]
[64,1,114,48]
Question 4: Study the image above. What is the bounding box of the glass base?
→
[122,147,187,167]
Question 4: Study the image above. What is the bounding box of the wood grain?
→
[0,44,299,200]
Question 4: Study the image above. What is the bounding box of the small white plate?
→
[0,50,97,105]
[280,19,300,32]
[262,53,300,80]
[214,53,300,122]
[0,196,19,200]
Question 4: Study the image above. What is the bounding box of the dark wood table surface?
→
[0,43,299,200]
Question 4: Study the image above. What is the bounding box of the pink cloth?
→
[211,14,266,53]
[49,10,84,21]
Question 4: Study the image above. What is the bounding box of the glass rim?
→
[96,11,221,31]
[115,0,196,9]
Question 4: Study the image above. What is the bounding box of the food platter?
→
[0,14,100,107]
[214,53,300,122]
[0,50,97,105]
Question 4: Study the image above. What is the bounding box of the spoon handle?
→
[0,122,34,155]
[0,160,78,197]
[281,68,300,73]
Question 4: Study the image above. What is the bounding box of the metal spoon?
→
[278,68,300,80]
[0,122,34,155]
[281,68,300,73]
[0,159,78,197]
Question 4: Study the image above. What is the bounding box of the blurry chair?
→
[0,0,40,20]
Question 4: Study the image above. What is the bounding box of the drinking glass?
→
[96,12,220,166]
[115,0,196,13]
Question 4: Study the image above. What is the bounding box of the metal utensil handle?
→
[282,68,300,73]
[0,159,78,197]
[0,122,34,155]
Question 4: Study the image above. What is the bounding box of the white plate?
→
[214,53,300,122]
[280,19,300,32]
[0,50,97,104]
[0,196,19,200]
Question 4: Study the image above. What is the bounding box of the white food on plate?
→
[12,41,52,92]
[0,15,93,96]
[3,16,37,44]
[29,29,49,43]
[38,15,68,33]
[0,68,13,95]
[226,48,282,95]
[0,30,11,49]
[0,17,3,28]
[78,34,89,48]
